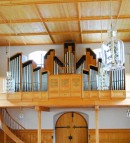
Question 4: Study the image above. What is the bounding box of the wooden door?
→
[55,112,88,143]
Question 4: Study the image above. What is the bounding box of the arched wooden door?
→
[55,112,88,143]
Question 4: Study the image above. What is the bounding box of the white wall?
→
[2,43,130,131]
[7,107,130,130]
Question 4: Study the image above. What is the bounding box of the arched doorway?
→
[55,112,88,143]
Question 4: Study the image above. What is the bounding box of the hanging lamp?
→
[101,0,125,70]
[6,37,15,93]
[5,3,15,93]
[97,1,110,90]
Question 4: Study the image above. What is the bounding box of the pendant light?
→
[97,1,110,90]
[5,4,15,93]
[101,0,125,70]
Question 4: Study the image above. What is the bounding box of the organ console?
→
[7,42,125,95]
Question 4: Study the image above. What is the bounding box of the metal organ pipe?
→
[64,53,67,73]
[15,57,18,91]
[18,55,21,91]
[66,52,69,73]
[71,53,74,73]
[9,54,22,92]
[69,50,71,73]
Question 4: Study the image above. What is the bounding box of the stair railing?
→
[0,108,26,142]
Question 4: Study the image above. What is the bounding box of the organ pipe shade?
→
[102,30,125,70]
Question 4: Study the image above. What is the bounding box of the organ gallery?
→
[3,42,125,99]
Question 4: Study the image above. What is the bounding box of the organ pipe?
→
[7,44,125,93]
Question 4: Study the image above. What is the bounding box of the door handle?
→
[68,135,73,141]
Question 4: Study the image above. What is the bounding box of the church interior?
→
[0,0,130,143]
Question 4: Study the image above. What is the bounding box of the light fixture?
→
[97,1,110,90]
[5,18,15,93]
[19,108,24,119]
[101,0,125,71]
[126,107,130,118]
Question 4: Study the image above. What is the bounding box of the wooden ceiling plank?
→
[0,12,17,35]
[0,38,130,46]
[76,2,82,43]
[0,0,121,6]
[0,0,120,6]
[81,15,130,20]
[35,106,50,111]
[0,9,28,45]
[0,29,130,37]
[1,15,130,25]
[33,4,55,43]
[114,0,123,29]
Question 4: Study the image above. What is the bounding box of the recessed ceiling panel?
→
[12,22,46,33]
[46,21,79,32]
[52,34,81,43]
[0,5,39,20]
[80,1,121,17]
[38,3,77,18]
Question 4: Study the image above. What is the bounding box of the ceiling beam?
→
[0,38,130,46]
[0,10,27,45]
[0,0,121,6]
[35,106,50,111]
[76,2,83,43]
[0,15,130,25]
[0,29,130,37]
[114,0,123,28]
[33,4,55,43]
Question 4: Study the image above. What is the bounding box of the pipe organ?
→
[76,55,86,74]
[33,67,41,91]
[54,56,64,74]
[64,43,75,74]
[89,65,98,90]
[111,69,125,90]
[83,70,89,91]
[9,53,22,92]
[22,60,37,92]
[7,42,125,94]
[44,49,55,75]
[86,48,96,70]
[41,71,48,91]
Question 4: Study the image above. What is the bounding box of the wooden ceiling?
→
[0,0,130,46]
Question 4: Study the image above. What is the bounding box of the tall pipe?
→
[122,69,125,90]
[54,61,56,75]
[18,55,21,91]
[66,52,69,73]
[64,53,67,73]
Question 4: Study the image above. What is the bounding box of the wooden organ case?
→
[7,42,126,100]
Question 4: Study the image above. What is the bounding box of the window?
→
[93,48,101,59]
[28,51,46,67]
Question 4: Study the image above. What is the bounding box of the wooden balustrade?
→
[0,129,130,143]
[0,129,53,143]
[0,108,25,142]
[89,129,130,143]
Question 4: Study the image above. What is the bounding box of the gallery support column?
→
[95,105,99,143]
[4,132,6,143]
[35,106,41,143]
[35,106,50,143]
[38,109,41,143]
